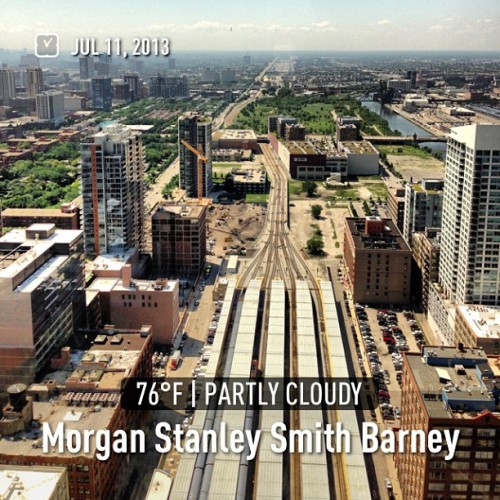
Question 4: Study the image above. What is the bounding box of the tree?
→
[307,236,324,256]
[311,204,322,219]
[302,180,317,197]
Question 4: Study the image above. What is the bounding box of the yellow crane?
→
[180,139,207,204]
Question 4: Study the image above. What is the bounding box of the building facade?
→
[152,202,207,277]
[36,91,65,126]
[403,179,444,245]
[343,217,412,304]
[440,124,500,305]
[91,77,112,111]
[26,67,44,98]
[0,68,16,105]
[79,56,94,80]
[178,113,212,197]
[0,224,85,388]
[81,125,144,257]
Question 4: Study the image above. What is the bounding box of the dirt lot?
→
[386,153,444,182]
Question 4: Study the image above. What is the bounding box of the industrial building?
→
[396,346,500,500]
[152,202,207,278]
[0,224,85,388]
[212,129,257,151]
[81,125,144,257]
[0,326,153,500]
[337,140,379,175]
[178,112,212,197]
[343,217,412,304]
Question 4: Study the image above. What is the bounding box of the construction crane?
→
[180,139,207,204]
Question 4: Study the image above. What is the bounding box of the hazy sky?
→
[0,0,499,52]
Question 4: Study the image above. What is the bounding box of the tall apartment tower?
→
[79,56,94,79]
[91,77,112,111]
[178,112,212,197]
[123,73,140,101]
[26,67,44,97]
[81,125,144,257]
[0,68,15,105]
[439,124,500,305]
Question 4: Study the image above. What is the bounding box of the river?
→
[361,100,447,156]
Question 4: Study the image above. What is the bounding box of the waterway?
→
[361,101,447,156]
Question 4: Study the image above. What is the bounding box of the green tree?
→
[311,204,322,219]
[307,236,324,255]
[302,181,317,197]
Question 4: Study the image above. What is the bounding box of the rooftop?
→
[346,217,409,251]
[0,465,67,499]
[1,208,77,218]
[406,349,500,420]
[88,277,177,294]
[231,169,266,184]
[283,140,318,155]
[458,305,500,340]
[153,202,206,219]
[340,140,378,155]
[213,129,257,141]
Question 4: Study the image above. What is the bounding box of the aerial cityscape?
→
[0,1,499,499]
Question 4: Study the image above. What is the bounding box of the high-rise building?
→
[91,76,112,111]
[0,224,85,388]
[0,68,15,105]
[150,75,189,98]
[439,124,500,305]
[396,346,500,500]
[152,202,207,277]
[403,179,444,245]
[123,73,140,101]
[220,68,236,84]
[35,91,65,126]
[81,125,144,256]
[243,55,251,65]
[178,112,212,197]
[26,67,44,98]
[79,56,94,79]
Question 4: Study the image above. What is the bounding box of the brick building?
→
[343,217,411,304]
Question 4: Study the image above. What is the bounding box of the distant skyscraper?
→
[79,56,94,79]
[439,124,500,305]
[20,54,39,67]
[91,77,112,111]
[243,55,251,65]
[26,67,44,98]
[81,125,144,256]
[0,68,15,105]
[124,73,140,101]
[220,68,236,84]
[168,58,176,69]
[178,112,212,197]
[35,91,65,126]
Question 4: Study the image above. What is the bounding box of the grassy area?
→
[289,180,304,196]
[376,145,434,160]
[245,193,269,204]
[365,182,388,199]
[325,187,359,201]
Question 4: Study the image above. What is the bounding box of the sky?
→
[0,0,499,53]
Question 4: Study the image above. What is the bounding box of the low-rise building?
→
[455,305,500,355]
[343,217,411,304]
[339,140,379,176]
[396,346,500,500]
[229,169,267,195]
[1,204,80,230]
[88,265,179,345]
[212,129,257,151]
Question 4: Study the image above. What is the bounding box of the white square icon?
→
[35,33,59,58]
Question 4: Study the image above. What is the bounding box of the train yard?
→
[169,144,373,499]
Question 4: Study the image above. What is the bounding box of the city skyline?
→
[0,0,499,52]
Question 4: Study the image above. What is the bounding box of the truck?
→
[170,350,181,370]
